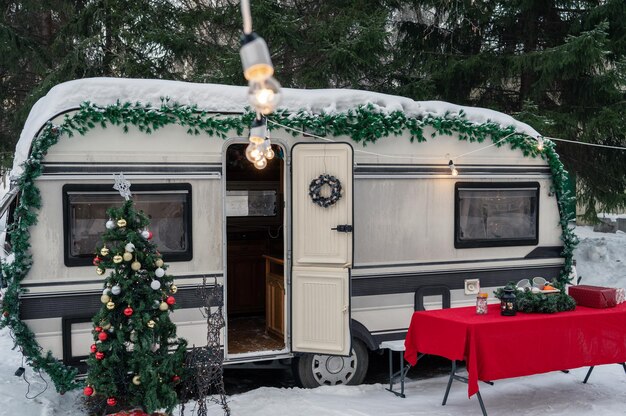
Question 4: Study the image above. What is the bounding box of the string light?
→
[246,116,273,169]
[536,136,545,151]
[448,160,459,176]
[239,0,281,116]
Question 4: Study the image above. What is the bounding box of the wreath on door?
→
[309,174,342,208]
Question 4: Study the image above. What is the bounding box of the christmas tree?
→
[84,177,187,414]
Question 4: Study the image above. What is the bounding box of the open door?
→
[291,143,353,355]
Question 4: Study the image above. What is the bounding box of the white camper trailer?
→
[0,78,571,389]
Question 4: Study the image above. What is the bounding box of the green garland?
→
[0,99,578,393]
[494,283,577,314]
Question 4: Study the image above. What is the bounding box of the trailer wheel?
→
[294,339,369,388]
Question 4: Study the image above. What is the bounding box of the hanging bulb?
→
[248,77,282,115]
[254,157,267,170]
[240,33,274,82]
[265,145,275,160]
[536,137,545,151]
[249,117,267,144]
[448,160,459,176]
[246,143,263,162]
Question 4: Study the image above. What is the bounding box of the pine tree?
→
[84,199,187,414]
[390,0,626,218]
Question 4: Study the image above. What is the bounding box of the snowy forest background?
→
[1,0,625,217]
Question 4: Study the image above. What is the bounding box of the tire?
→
[294,339,369,388]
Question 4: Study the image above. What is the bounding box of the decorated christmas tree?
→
[84,175,187,414]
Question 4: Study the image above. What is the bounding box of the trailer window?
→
[63,184,192,266]
[455,183,539,248]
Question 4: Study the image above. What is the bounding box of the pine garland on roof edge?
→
[0,100,578,393]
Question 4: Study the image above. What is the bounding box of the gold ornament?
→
[106,301,115,310]
[113,255,123,264]
[155,259,164,268]
[117,218,127,227]
[170,285,178,294]
[147,320,155,328]
[102,322,112,330]
[123,252,133,262]
[131,261,141,271]
[132,375,141,385]
[100,246,109,256]
[100,294,110,304]
[96,267,105,275]
[159,302,169,311]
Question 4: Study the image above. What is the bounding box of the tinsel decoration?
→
[308,174,342,208]
[0,99,577,394]
[178,277,230,416]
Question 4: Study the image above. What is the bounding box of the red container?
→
[569,285,617,309]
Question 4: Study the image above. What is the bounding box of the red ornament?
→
[124,306,134,317]
[83,386,94,396]
[107,397,117,406]
[93,256,101,266]
[98,332,108,341]
[95,351,105,360]
[2,311,9,318]
[94,326,102,332]
[172,375,181,383]
[166,296,176,306]
[90,344,97,353]
[147,231,153,240]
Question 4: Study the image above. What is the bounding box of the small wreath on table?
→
[309,174,342,208]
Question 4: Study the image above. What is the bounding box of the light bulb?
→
[448,160,459,176]
[246,143,259,162]
[536,137,545,151]
[265,146,275,160]
[254,157,267,169]
[248,77,281,115]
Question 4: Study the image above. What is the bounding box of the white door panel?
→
[291,266,350,354]
[291,143,353,356]
[292,144,352,266]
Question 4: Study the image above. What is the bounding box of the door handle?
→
[331,224,353,233]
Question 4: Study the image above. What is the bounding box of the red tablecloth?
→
[404,303,626,397]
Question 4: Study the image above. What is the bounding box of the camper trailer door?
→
[291,143,353,356]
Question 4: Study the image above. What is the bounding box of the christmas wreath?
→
[309,174,342,208]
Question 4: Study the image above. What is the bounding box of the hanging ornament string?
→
[542,137,626,151]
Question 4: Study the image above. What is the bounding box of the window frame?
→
[454,182,540,249]
[62,183,193,267]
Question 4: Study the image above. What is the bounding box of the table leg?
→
[441,360,489,416]
[388,348,394,392]
[399,349,405,397]
[442,361,456,406]
[476,390,488,416]
[583,366,594,384]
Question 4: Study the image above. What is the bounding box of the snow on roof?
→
[12,77,541,176]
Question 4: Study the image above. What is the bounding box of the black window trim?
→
[62,183,193,267]
[454,181,540,249]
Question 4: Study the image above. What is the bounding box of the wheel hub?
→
[311,352,358,385]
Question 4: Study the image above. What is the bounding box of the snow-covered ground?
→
[1,226,625,415]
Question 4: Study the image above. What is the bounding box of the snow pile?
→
[13,78,541,176]
[574,226,626,289]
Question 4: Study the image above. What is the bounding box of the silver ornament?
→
[106,220,115,230]
[155,267,165,278]
[111,285,121,295]
[150,280,161,290]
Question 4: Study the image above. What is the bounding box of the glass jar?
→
[476,293,488,314]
